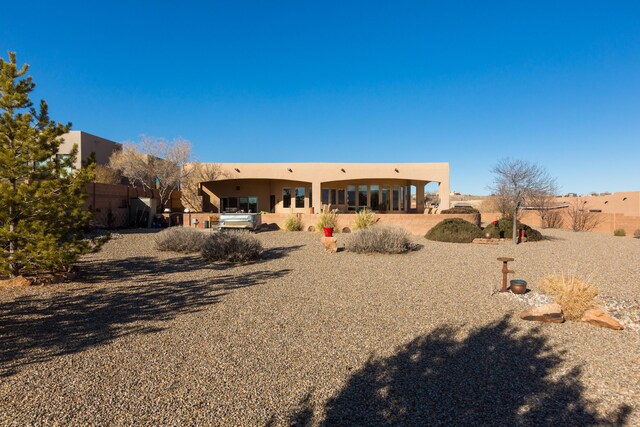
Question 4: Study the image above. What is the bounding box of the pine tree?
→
[0,52,94,277]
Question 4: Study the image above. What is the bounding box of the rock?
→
[472,238,499,245]
[0,276,32,288]
[520,303,564,323]
[581,308,624,330]
[321,236,338,252]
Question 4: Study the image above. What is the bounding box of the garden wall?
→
[483,210,640,236]
[182,212,479,235]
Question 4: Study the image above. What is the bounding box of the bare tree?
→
[109,136,191,210]
[529,190,562,228]
[180,163,225,211]
[491,158,557,243]
[567,197,601,231]
[94,165,123,185]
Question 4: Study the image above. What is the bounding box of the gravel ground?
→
[0,228,638,425]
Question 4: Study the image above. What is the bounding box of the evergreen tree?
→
[0,52,94,277]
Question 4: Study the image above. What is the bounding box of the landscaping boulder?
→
[520,303,564,323]
[321,236,338,252]
[581,309,624,330]
[0,276,31,288]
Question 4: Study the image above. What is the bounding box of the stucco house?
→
[194,162,450,214]
[57,131,122,169]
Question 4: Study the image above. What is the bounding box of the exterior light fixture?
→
[234,168,240,173]
[341,168,346,173]
[394,168,399,173]
[288,168,293,172]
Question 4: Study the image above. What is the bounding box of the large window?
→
[358,185,368,208]
[370,185,379,211]
[381,186,389,211]
[283,188,292,208]
[308,187,313,208]
[295,187,305,208]
[330,189,337,205]
[338,189,345,205]
[347,185,356,210]
[321,188,330,205]
[221,196,257,213]
[392,186,399,211]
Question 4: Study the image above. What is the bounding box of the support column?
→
[312,181,322,214]
[416,182,425,214]
[437,181,450,213]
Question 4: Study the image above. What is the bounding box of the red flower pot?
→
[323,227,334,237]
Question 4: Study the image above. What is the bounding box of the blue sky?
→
[1,1,639,194]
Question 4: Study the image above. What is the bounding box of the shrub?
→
[613,228,626,237]
[155,227,208,253]
[353,208,376,230]
[346,226,412,254]
[425,218,483,243]
[440,207,480,214]
[283,214,303,231]
[316,210,338,232]
[482,218,543,242]
[201,231,263,262]
[538,273,599,321]
[542,210,564,229]
[634,229,640,239]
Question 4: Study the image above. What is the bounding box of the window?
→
[370,185,379,211]
[392,186,399,211]
[381,186,389,211]
[295,187,305,208]
[238,197,258,213]
[358,185,368,208]
[283,188,291,208]
[321,188,330,205]
[308,187,313,207]
[347,185,356,210]
[330,189,337,205]
[338,189,345,205]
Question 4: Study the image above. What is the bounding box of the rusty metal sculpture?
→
[497,257,515,292]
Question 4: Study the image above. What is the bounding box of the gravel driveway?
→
[1,228,638,425]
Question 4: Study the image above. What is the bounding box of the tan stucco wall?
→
[196,162,450,213]
[58,131,122,169]
[554,192,640,217]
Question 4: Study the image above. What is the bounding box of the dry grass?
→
[346,226,412,254]
[283,214,303,231]
[154,227,208,253]
[538,273,599,320]
[353,208,376,230]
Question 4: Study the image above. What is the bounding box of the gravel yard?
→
[1,228,639,425]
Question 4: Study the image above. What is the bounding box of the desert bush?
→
[425,218,483,243]
[567,197,601,231]
[316,209,338,232]
[283,214,303,231]
[613,228,626,237]
[155,227,208,253]
[482,218,543,242]
[353,208,376,230]
[440,207,479,214]
[538,273,599,321]
[346,226,412,254]
[201,231,263,262]
[634,229,640,238]
[542,210,564,229]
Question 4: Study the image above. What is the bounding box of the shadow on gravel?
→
[288,317,631,426]
[0,269,291,378]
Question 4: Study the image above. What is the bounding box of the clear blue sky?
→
[1,1,639,194]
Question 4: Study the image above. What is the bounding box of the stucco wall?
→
[58,131,122,169]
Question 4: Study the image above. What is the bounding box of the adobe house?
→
[196,162,450,214]
[57,131,122,169]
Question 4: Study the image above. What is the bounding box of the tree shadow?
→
[290,318,631,426]
[0,268,291,378]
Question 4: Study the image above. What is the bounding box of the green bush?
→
[634,229,640,239]
[613,228,626,237]
[482,218,543,242]
[353,208,376,230]
[346,226,412,254]
[155,227,208,253]
[283,214,303,231]
[440,207,480,214]
[201,231,263,262]
[425,218,483,243]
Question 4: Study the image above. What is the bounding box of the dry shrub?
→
[155,227,207,253]
[201,231,263,262]
[284,214,303,231]
[353,208,376,230]
[634,229,640,238]
[542,210,564,229]
[346,226,412,254]
[538,273,599,321]
[613,228,626,237]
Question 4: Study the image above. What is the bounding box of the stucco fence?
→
[182,212,480,236]
[482,210,640,236]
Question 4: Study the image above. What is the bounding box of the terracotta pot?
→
[510,279,527,295]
